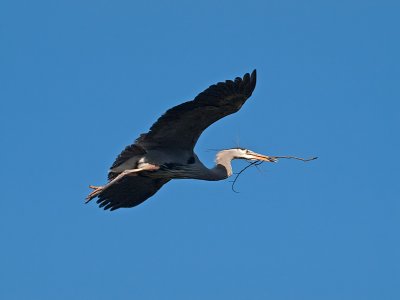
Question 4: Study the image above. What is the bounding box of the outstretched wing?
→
[96,176,170,211]
[136,70,257,150]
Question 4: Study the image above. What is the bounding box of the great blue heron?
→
[86,70,314,210]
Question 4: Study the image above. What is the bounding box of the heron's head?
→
[219,148,277,162]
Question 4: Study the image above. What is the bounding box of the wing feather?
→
[136,70,257,150]
[96,176,170,211]
[107,70,257,172]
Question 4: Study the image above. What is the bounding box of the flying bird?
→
[86,70,314,210]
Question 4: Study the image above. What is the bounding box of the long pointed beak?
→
[248,151,277,162]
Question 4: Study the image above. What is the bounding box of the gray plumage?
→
[87,70,278,211]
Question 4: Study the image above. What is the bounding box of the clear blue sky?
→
[1,0,399,299]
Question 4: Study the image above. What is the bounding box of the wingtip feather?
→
[251,69,257,83]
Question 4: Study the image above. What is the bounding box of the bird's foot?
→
[86,185,104,202]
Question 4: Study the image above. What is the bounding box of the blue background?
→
[1,1,399,299]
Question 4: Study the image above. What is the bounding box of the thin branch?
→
[229,155,317,193]
[231,161,263,193]
[271,155,318,162]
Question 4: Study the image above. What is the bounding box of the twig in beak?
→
[229,155,317,193]
[271,156,318,162]
[230,161,264,193]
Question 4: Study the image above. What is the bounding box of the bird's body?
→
[110,147,212,180]
[86,70,312,211]
[110,147,268,181]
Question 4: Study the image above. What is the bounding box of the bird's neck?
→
[199,164,229,181]
[184,150,237,181]
[198,150,235,181]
